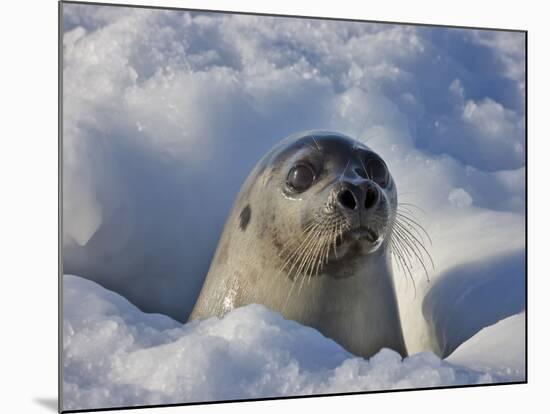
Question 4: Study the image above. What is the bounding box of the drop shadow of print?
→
[34,398,58,412]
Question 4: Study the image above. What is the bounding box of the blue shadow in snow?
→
[422,249,525,357]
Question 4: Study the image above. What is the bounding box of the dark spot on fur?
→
[239,205,251,231]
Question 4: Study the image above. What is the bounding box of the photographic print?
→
[60,1,526,411]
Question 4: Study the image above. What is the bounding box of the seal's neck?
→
[278,247,407,358]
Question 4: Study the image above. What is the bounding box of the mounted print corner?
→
[60,1,527,412]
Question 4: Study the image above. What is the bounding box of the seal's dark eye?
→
[287,164,315,192]
[366,158,389,188]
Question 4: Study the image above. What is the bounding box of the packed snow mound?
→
[62,275,522,411]
[422,250,525,357]
[447,312,525,380]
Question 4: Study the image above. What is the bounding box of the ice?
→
[64,275,522,411]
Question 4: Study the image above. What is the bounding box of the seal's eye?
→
[287,164,315,192]
[366,158,389,188]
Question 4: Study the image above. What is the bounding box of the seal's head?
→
[190,130,407,358]
[248,131,397,280]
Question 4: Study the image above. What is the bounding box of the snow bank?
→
[62,275,522,411]
[61,4,526,351]
[447,312,525,380]
[422,250,525,356]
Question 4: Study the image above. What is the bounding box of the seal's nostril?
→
[364,186,378,209]
[338,189,357,210]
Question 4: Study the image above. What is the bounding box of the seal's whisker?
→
[337,219,350,253]
[390,240,407,280]
[398,202,427,214]
[390,238,417,297]
[332,221,340,258]
[395,216,430,247]
[325,220,339,263]
[397,205,418,216]
[392,226,431,282]
[304,214,348,286]
[311,231,328,280]
[335,219,344,257]
[325,221,334,262]
[299,232,325,290]
[279,221,321,271]
[287,226,323,281]
[397,191,420,198]
[390,231,414,271]
[323,220,336,264]
[392,226,425,270]
[284,233,317,307]
[339,156,352,181]
[311,136,322,152]
[304,232,327,289]
[394,219,428,254]
[394,220,434,271]
[390,232,417,292]
[390,239,406,272]
[396,210,432,245]
[394,223,432,269]
[296,215,347,289]
[282,242,318,299]
[307,226,332,287]
[289,222,327,281]
[358,152,371,181]
[316,222,334,269]
[277,220,318,261]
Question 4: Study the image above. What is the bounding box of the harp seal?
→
[189,131,407,358]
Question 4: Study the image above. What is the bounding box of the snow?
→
[63,275,523,411]
[61,5,525,336]
[60,3,526,410]
[447,312,525,380]
[448,188,473,208]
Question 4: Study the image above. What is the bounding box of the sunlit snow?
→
[61,3,526,410]
[63,275,523,411]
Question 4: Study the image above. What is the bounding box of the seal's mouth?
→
[349,227,379,242]
[337,226,380,246]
